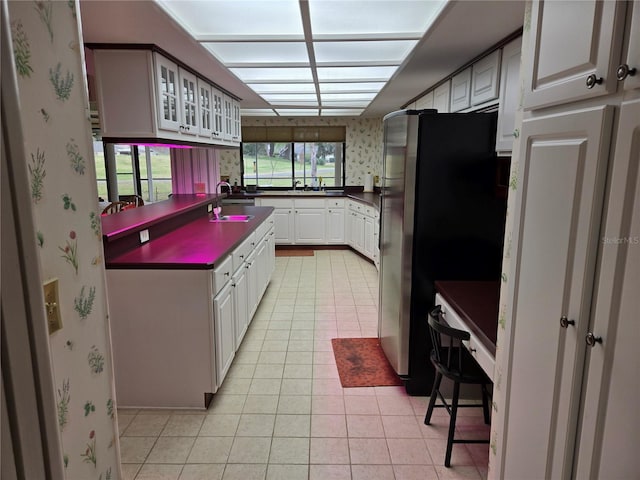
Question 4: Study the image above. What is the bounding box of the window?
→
[242,142,344,188]
[93,140,173,202]
[241,125,346,188]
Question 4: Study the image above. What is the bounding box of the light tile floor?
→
[118,250,490,480]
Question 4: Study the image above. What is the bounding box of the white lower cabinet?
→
[213,281,235,387]
[258,196,378,263]
[231,264,248,348]
[503,106,615,478]
[294,208,325,243]
[106,215,275,409]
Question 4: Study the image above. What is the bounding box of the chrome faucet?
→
[293,180,301,191]
[214,181,232,219]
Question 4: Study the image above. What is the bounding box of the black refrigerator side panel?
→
[405,112,506,395]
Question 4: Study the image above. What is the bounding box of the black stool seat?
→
[424,305,492,467]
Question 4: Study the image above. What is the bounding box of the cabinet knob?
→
[585,74,603,89]
[616,64,637,81]
[585,332,602,347]
[559,316,575,328]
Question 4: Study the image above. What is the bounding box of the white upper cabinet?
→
[178,68,199,136]
[450,68,472,112]
[211,87,225,141]
[496,37,523,153]
[433,81,451,113]
[471,49,501,105]
[524,1,627,109]
[415,90,434,110]
[92,48,241,147]
[155,54,181,132]
[619,0,640,91]
[198,79,213,138]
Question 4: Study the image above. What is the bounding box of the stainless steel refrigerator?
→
[378,109,507,394]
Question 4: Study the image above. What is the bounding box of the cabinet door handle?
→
[585,332,602,347]
[616,64,637,81]
[559,316,575,328]
[224,272,229,277]
[585,74,603,89]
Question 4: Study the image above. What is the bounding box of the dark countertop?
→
[105,205,273,270]
[434,280,500,355]
[227,190,381,209]
[102,194,222,242]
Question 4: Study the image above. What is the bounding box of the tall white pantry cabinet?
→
[497,1,639,479]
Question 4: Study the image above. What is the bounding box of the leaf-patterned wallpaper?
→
[219,116,384,186]
[487,3,531,479]
[8,1,120,478]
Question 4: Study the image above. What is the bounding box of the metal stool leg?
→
[424,372,443,425]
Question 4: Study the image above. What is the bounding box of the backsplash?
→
[219,116,383,187]
[8,1,120,478]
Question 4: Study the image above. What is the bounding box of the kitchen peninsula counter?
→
[101,194,274,269]
[227,189,381,209]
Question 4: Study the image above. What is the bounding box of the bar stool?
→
[424,305,491,467]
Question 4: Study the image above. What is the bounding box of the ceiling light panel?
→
[156,0,303,39]
[322,100,371,108]
[314,40,418,64]
[321,92,377,102]
[275,109,319,116]
[319,82,385,93]
[308,0,445,38]
[230,67,313,82]
[260,93,319,102]
[203,42,309,65]
[248,83,316,93]
[320,109,364,116]
[317,66,398,82]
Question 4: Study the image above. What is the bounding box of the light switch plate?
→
[43,278,62,334]
[139,229,150,244]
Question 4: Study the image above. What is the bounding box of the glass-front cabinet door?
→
[198,79,214,138]
[179,68,198,136]
[211,87,224,140]
[232,99,242,143]
[223,94,233,141]
[154,53,181,132]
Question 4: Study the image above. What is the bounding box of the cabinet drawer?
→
[349,201,364,212]
[363,206,375,217]
[435,293,495,382]
[260,198,293,208]
[232,235,254,272]
[327,198,345,208]
[254,218,270,242]
[294,198,325,208]
[212,255,233,294]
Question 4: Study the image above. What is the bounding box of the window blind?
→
[241,126,345,142]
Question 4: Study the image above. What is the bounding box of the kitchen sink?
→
[258,190,326,196]
[209,214,254,223]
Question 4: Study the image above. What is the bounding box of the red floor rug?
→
[275,249,315,257]
[331,338,404,387]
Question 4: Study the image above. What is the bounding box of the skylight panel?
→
[260,93,319,102]
[230,67,313,82]
[322,100,371,108]
[321,92,377,102]
[203,42,309,65]
[314,40,418,64]
[320,109,364,116]
[275,109,320,116]
[156,0,303,39]
[248,83,316,94]
[308,0,446,39]
[319,82,385,93]
[317,66,398,82]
